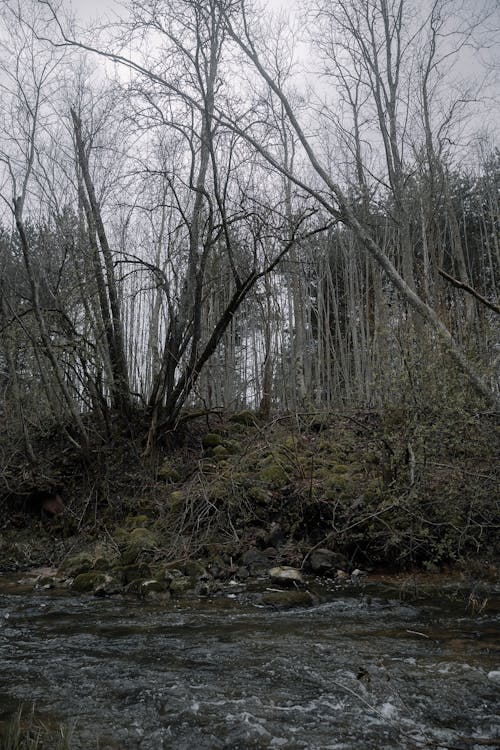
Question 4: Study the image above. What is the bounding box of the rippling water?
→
[1,577,499,749]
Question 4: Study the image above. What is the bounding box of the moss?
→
[120,527,159,565]
[283,436,297,451]
[169,576,196,595]
[71,571,107,593]
[211,445,229,460]
[61,553,94,577]
[259,463,288,487]
[229,410,258,426]
[158,461,182,482]
[127,527,157,545]
[93,555,117,571]
[168,490,185,512]
[183,559,206,577]
[113,526,130,543]
[247,486,270,504]
[113,563,151,584]
[202,433,225,449]
[125,514,149,528]
[223,439,241,454]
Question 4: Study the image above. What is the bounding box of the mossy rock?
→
[121,527,159,565]
[61,553,94,577]
[247,486,270,504]
[128,527,156,544]
[113,526,130,543]
[140,579,167,594]
[208,480,230,502]
[261,590,314,608]
[202,433,225,449]
[71,571,107,593]
[113,563,151,584]
[93,555,118,572]
[183,560,206,578]
[167,490,185,512]
[229,410,258,426]
[169,576,196,595]
[282,436,297,451]
[126,514,149,528]
[259,463,289,487]
[211,445,229,460]
[158,461,182,482]
[224,439,241,454]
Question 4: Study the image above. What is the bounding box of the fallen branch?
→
[438,268,500,315]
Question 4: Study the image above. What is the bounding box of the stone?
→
[120,527,158,565]
[114,563,152,585]
[307,548,347,575]
[93,555,117,571]
[229,410,258,426]
[167,491,184,512]
[141,579,167,594]
[269,566,304,587]
[169,576,196,596]
[211,445,229,459]
[261,590,314,608]
[202,433,225,449]
[183,560,207,578]
[71,572,107,593]
[157,461,182,482]
[351,568,367,579]
[61,553,94,578]
[264,523,285,548]
[241,548,269,566]
[94,576,122,597]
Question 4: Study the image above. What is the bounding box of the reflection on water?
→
[0,578,499,749]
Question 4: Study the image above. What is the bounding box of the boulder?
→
[307,548,347,575]
[241,548,269,566]
[202,433,225,449]
[169,576,196,596]
[120,527,159,565]
[141,579,168,594]
[269,566,304,587]
[61,553,94,578]
[114,563,151,585]
[71,572,107,593]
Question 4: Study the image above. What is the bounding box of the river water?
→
[0,575,499,749]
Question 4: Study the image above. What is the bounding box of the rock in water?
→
[261,590,313,608]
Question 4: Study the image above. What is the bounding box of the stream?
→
[0,574,499,749]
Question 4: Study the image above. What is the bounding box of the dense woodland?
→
[0,0,498,557]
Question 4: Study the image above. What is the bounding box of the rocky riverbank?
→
[1,408,499,584]
[0,513,371,608]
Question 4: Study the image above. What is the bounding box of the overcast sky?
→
[69,0,291,18]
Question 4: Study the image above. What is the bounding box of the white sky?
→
[70,0,292,17]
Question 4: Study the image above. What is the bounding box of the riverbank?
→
[1,406,499,588]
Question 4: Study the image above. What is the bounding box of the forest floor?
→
[0,405,499,596]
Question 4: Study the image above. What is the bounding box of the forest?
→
[0,0,498,571]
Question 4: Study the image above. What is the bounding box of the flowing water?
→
[0,574,499,749]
